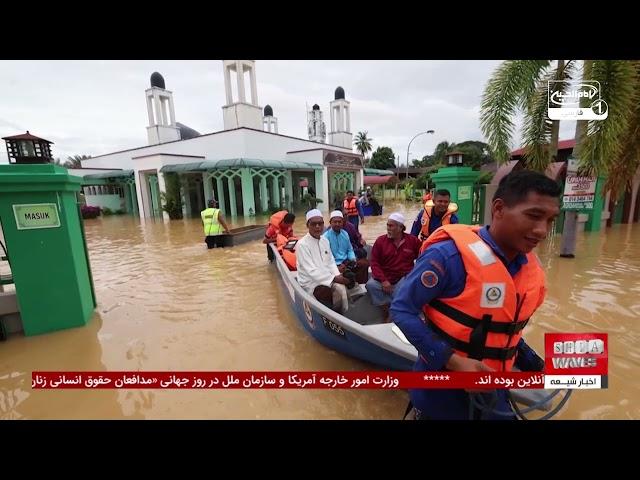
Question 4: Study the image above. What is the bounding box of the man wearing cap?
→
[366,212,422,321]
[323,211,369,285]
[201,199,230,249]
[296,209,353,314]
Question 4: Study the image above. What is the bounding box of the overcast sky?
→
[0,60,577,165]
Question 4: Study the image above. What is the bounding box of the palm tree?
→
[480,60,640,257]
[353,131,373,164]
[433,141,456,164]
[64,154,91,169]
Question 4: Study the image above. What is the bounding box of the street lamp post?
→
[406,130,435,182]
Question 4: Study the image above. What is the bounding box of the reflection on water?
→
[0,199,638,419]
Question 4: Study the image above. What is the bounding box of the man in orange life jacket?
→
[391,170,561,420]
[410,189,459,240]
[264,211,296,262]
[343,190,365,231]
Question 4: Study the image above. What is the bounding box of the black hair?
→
[346,190,354,195]
[493,169,561,206]
[283,213,295,224]
[434,189,451,198]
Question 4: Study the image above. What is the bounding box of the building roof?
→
[364,168,394,176]
[87,127,352,160]
[264,105,273,117]
[2,131,53,143]
[335,86,345,100]
[363,175,393,185]
[511,139,576,157]
[176,122,201,140]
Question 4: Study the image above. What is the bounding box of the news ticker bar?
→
[31,372,607,390]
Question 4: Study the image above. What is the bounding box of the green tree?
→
[353,131,373,164]
[480,59,640,257]
[160,173,184,220]
[64,154,91,168]
[368,146,397,170]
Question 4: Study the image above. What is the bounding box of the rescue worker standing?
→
[391,170,560,420]
[343,190,365,231]
[201,199,230,249]
[410,189,459,241]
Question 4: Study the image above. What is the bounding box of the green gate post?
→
[0,164,95,336]
[431,154,480,225]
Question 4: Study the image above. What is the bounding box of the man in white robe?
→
[296,209,352,313]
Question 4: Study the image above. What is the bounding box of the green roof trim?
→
[160,158,324,173]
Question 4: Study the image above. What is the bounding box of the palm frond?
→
[601,61,640,198]
[579,60,638,177]
[521,61,575,171]
[480,60,551,164]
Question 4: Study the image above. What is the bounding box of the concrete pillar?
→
[240,168,256,217]
[124,182,132,214]
[236,61,246,103]
[135,172,151,219]
[315,169,327,213]
[203,172,214,203]
[153,92,163,125]
[168,98,176,126]
[156,172,170,221]
[271,176,280,209]
[627,180,640,224]
[146,95,154,125]
[260,177,269,213]
[224,65,233,104]
[284,171,293,211]
[216,177,226,215]
[227,176,237,217]
[250,66,258,105]
[160,97,168,126]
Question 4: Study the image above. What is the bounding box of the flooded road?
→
[1,200,638,419]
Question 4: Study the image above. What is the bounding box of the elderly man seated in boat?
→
[323,210,370,287]
[366,212,422,322]
[296,209,353,314]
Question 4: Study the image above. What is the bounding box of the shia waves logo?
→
[543,333,608,389]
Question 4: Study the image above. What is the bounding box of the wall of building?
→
[81,128,352,172]
[85,194,123,211]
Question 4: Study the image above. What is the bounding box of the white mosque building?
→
[75,60,387,221]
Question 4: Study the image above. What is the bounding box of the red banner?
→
[31,371,548,390]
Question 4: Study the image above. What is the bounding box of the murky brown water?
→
[1,199,639,419]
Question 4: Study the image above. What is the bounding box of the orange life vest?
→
[420,224,546,371]
[419,201,457,241]
[343,198,358,217]
[269,210,293,235]
[276,234,298,271]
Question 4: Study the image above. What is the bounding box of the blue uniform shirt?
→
[410,209,459,237]
[390,225,545,420]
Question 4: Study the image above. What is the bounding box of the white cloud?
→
[0,60,576,164]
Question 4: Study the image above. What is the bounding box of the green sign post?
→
[0,164,96,336]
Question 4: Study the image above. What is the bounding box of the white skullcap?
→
[388,212,405,225]
[306,209,323,222]
[330,210,343,219]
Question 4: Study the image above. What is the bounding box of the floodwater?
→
[0,199,639,419]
